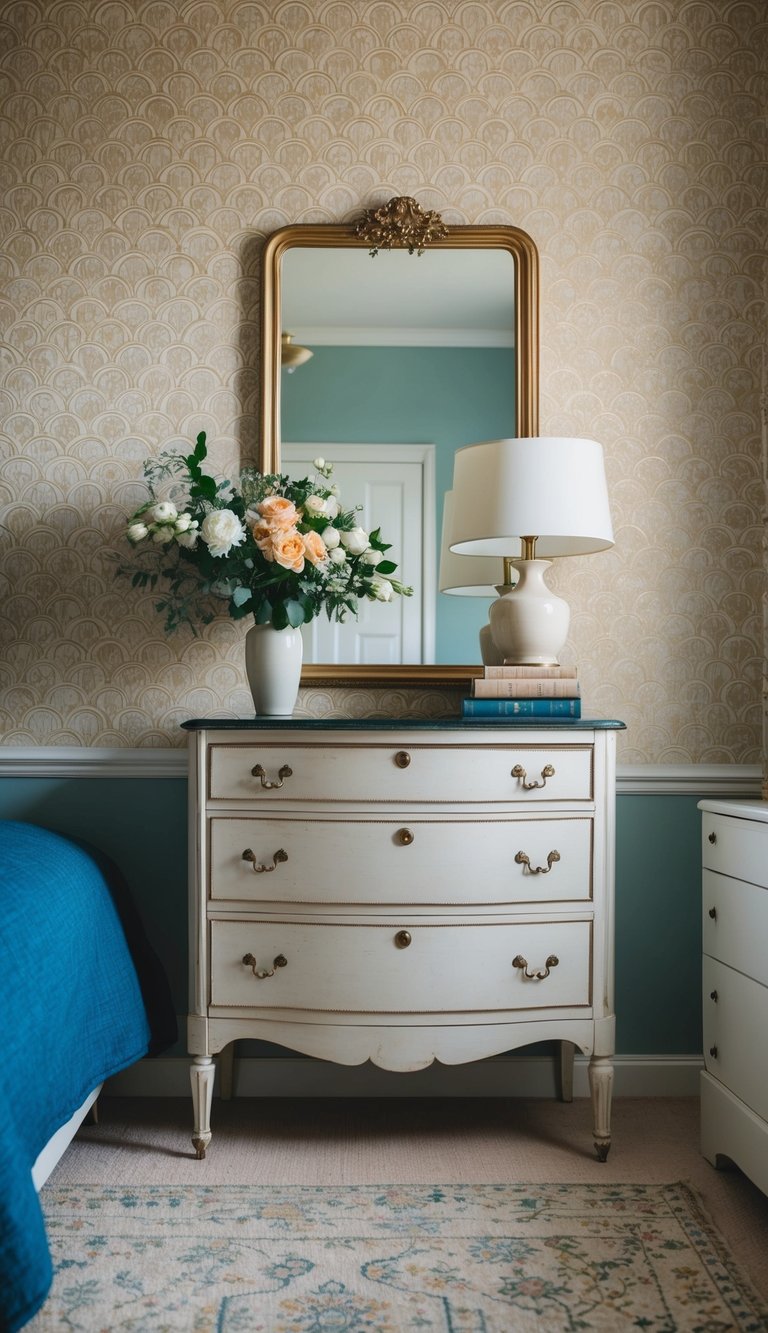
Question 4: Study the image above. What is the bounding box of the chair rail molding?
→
[0,747,761,795]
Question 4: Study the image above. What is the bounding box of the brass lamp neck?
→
[520,535,538,560]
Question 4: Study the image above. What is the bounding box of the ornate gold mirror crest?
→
[259,197,540,691]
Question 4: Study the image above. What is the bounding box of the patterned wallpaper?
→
[0,1,765,762]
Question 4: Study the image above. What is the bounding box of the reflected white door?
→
[283,443,435,665]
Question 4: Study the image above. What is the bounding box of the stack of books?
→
[461,665,581,718]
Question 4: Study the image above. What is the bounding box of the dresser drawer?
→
[702,812,768,889]
[208,815,593,906]
[210,918,592,1014]
[702,870,768,986]
[208,742,593,804]
[703,956,768,1122]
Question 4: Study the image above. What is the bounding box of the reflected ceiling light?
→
[281,332,313,373]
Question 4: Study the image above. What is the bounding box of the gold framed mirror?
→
[259,197,539,689]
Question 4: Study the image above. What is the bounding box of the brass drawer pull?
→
[710,990,718,1002]
[243,952,287,979]
[708,907,717,920]
[709,1045,718,1058]
[251,763,292,789]
[242,848,288,874]
[513,953,559,980]
[396,828,414,846]
[394,750,411,768]
[394,930,412,948]
[708,831,717,844]
[511,763,555,790]
[515,849,560,875]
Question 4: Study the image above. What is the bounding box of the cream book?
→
[482,664,578,679]
[472,676,581,698]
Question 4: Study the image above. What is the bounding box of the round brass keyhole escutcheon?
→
[394,750,411,768]
[397,828,414,845]
[395,930,412,949]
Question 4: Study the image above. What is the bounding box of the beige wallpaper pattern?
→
[0,0,765,761]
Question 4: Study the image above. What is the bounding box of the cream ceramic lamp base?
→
[488,559,570,665]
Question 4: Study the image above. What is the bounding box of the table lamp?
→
[449,437,613,665]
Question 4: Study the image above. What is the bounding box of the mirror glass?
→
[259,215,539,681]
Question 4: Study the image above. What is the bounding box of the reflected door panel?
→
[283,445,433,666]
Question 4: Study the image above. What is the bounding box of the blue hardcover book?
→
[462,697,581,718]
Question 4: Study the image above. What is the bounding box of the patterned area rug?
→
[32,1181,767,1331]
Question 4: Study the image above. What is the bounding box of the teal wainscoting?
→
[0,777,703,1060]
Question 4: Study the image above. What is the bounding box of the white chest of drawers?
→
[185,719,622,1161]
[699,798,768,1197]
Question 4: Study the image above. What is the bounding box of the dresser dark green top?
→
[182,717,625,731]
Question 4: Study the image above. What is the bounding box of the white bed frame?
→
[32,1085,101,1190]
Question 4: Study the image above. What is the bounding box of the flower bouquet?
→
[123,432,412,635]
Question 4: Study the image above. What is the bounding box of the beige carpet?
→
[49,1096,768,1304]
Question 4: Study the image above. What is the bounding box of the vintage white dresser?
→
[184,718,623,1161]
[699,798,768,1197]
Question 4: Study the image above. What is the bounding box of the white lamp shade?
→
[449,437,614,558]
[438,490,506,596]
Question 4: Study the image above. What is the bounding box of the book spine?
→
[483,664,578,678]
[473,678,580,698]
[462,698,582,718]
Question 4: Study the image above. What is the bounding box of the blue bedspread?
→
[0,821,176,1331]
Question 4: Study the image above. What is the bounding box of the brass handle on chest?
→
[251,763,292,789]
[708,831,717,844]
[511,763,555,790]
[242,848,288,874]
[513,953,559,980]
[243,952,287,979]
[394,750,411,768]
[394,930,412,948]
[396,828,414,846]
[515,849,560,875]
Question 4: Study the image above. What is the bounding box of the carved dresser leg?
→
[588,1054,614,1161]
[190,1055,215,1159]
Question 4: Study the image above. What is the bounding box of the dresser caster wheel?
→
[192,1138,208,1160]
[594,1140,610,1162]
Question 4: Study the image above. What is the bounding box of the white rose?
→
[152,526,175,544]
[200,509,246,557]
[174,512,194,532]
[126,522,148,542]
[324,496,340,519]
[147,500,177,523]
[313,457,325,470]
[176,529,199,549]
[303,494,327,516]
[329,547,346,565]
[321,525,340,549]
[340,526,369,555]
[360,548,383,566]
[370,575,394,601]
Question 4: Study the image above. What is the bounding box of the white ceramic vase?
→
[244,623,303,716]
[488,560,570,665]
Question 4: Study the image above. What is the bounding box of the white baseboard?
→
[104,1053,703,1100]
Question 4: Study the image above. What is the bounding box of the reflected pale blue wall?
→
[0,778,703,1059]
[281,345,515,663]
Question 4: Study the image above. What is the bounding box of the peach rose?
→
[257,495,299,528]
[272,528,305,572]
[302,530,328,567]
[251,520,275,559]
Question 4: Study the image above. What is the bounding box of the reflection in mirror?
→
[281,248,515,664]
[259,211,539,681]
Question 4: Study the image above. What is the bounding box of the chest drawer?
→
[703,956,768,1122]
[210,918,592,1014]
[702,812,768,889]
[208,815,593,906]
[702,870,768,986]
[208,742,592,805]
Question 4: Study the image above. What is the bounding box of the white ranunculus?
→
[340,526,369,555]
[126,522,148,543]
[152,526,175,544]
[200,509,246,557]
[147,500,178,523]
[360,548,383,566]
[313,456,325,470]
[176,529,199,549]
[174,512,194,532]
[370,575,394,601]
[329,546,346,565]
[321,525,340,549]
[303,494,327,516]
